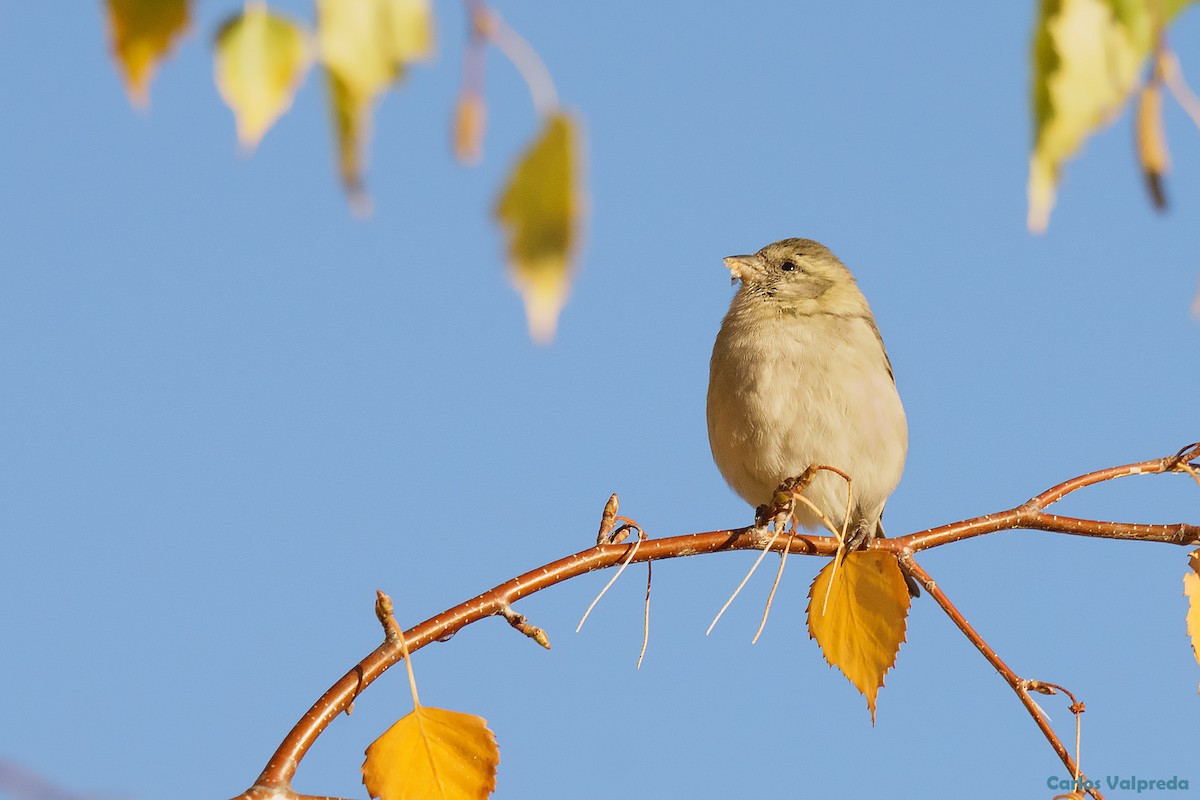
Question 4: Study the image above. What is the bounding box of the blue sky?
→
[2,2,1199,799]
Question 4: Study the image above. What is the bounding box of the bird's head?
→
[724,238,868,315]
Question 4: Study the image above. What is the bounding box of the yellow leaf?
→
[384,0,436,63]
[1185,549,1200,693]
[495,112,584,343]
[363,706,499,800]
[214,6,312,151]
[318,0,398,98]
[807,550,911,722]
[105,0,191,107]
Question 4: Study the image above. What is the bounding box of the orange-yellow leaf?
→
[214,6,312,150]
[363,706,499,800]
[494,112,584,343]
[807,550,911,722]
[1135,76,1170,210]
[384,0,436,63]
[1185,549,1200,693]
[453,93,487,166]
[105,0,191,107]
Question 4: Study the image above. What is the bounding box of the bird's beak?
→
[724,254,764,285]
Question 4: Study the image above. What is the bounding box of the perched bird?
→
[706,238,907,553]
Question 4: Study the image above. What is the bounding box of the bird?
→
[706,237,908,554]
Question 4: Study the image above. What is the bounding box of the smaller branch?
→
[477,8,559,116]
[497,603,551,649]
[1029,681,1087,782]
[898,557,1104,800]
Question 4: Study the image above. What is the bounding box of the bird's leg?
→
[841,518,875,555]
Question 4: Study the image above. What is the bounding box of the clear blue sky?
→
[2,3,1199,799]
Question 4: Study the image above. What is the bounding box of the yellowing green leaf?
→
[318,0,432,208]
[363,706,499,800]
[495,112,583,343]
[105,0,191,107]
[1027,0,1196,232]
[384,0,436,63]
[1185,549,1200,693]
[214,6,312,151]
[807,551,911,722]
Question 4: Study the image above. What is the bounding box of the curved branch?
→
[230,443,1200,800]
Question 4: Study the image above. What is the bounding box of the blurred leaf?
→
[495,112,583,343]
[385,0,436,63]
[1027,0,1196,232]
[105,0,191,107]
[319,0,399,97]
[214,6,312,151]
[1135,56,1170,209]
[807,551,910,722]
[325,70,375,214]
[363,706,499,800]
[1185,549,1200,693]
[318,0,434,208]
[1135,82,1170,208]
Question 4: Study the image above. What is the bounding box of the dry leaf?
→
[105,0,191,107]
[807,550,911,722]
[363,706,500,800]
[1185,549,1200,693]
[214,6,312,150]
[494,112,583,343]
[1135,73,1170,210]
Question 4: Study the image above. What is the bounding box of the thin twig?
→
[577,533,643,632]
[497,602,550,649]
[637,561,652,669]
[898,557,1104,800]
[478,8,558,116]
[752,530,796,644]
[706,526,782,636]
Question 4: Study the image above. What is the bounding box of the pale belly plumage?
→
[707,310,907,534]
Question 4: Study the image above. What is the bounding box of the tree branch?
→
[229,443,1199,800]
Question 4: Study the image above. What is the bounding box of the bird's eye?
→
[780,261,798,272]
